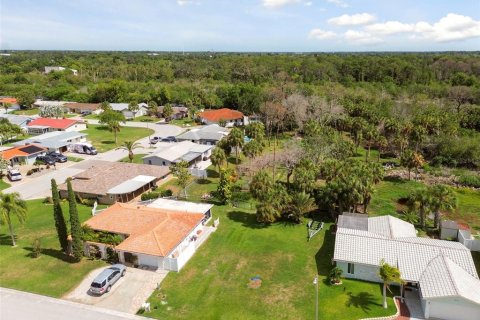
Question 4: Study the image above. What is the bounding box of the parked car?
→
[47,152,68,163]
[80,111,91,116]
[89,264,127,295]
[36,155,56,165]
[71,142,97,155]
[161,136,177,142]
[7,168,22,181]
[150,136,162,144]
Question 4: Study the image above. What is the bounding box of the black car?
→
[47,152,68,163]
[161,136,177,142]
[36,155,56,165]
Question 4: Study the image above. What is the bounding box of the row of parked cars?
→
[6,152,69,181]
[150,136,177,144]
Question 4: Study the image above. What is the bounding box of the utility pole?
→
[313,276,319,320]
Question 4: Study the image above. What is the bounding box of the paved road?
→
[64,267,168,314]
[2,121,184,200]
[0,287,146,320]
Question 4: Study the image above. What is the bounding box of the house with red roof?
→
[27,117,87,135]
[199,108,247,127]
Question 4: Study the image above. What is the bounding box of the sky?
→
[1,0,479,51]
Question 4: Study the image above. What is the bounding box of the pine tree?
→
[51,179,68,253]
[67,178,83,261]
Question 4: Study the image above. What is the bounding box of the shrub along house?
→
[83,198,214,271]
[58,161,169,204]
[333,214,480,320]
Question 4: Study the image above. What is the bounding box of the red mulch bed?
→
[394,297,410,320]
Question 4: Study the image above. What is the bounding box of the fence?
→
[189,168,207,178]
[458,229,480,251]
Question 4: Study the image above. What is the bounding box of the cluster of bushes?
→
[81,225,123,245]
[140,188,173,201]
[458,174,480,188]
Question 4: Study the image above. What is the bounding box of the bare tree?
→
[448,86,473,114]
[284,94,309,131]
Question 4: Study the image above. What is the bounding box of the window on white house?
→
[347,263,355,274]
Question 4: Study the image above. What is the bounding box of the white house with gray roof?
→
[143,141,213,167]
[334,214,480,320]
[176,124,229,145]
[109,102,148,119]
[13,131,88,153]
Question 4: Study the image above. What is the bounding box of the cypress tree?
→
[51,179,68,253]
[67,178,83,261]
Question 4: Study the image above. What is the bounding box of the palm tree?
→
[407,188,432,230]
[0,192,27,246]
[288,192,315,223]
[227,127,245,164]
[400,149,425,180]
[211,147,227,173]
[119,141,142,163]
[430,185,457,229]
[378,259,403,309]
[128,102,140,119]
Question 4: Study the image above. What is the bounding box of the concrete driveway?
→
[64,267,168,314]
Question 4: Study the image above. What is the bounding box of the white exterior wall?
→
[169,223,204,272]
[64,123,87,132]
[336,261,382,283]
[143,156,172,167]
[440,228,458,240]
[138,253,161,268]
[424,297,480,320]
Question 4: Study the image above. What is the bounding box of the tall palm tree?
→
[227,127,245,164]
[430,185,457,229]
[407,188,432,230]
[378,259,403,309]
[119,141,142,163]
[211,147,227,173]
[0,192,27,247]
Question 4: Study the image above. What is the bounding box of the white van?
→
[71,142,98,155]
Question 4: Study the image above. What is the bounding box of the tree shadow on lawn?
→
[24,246,78,263]
[227,210,269,229]
[207,169,219,178]
[383,176,408,183]
[100,140,115,145]
[315,224,336,276]
[0,234,16,246]
[345,291,381,313]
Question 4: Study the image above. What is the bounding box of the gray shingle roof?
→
[419,254,480,305]
[176,124,229,142]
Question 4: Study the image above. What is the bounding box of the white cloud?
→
[326,0,349,8]
[305,1,313,6]
[177,0,199,6]
[365,21,414,35]
[308,28,337,40]
[344,30,382,44]
[262,0,301,8]
[365,13,480,42]
[328,13,376,26]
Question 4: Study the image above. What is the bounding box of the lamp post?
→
[313,276,319,320]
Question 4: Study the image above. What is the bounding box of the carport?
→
[107,175,157,203]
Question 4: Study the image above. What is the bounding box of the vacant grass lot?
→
[12,108,39,116]
[369,178,480,233]
[145,174,398,320]
[81,124,153,152]
[0,199,107,297]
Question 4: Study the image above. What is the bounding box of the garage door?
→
[138,254,160,269]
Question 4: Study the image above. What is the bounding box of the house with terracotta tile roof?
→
[1,144,47,165]
[84,199,214,271]
[334,214,480,320]
[199,108,247,127]
[26,117,87,135]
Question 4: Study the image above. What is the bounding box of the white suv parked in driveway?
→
[89,264,126,295]
[7,168,22,181]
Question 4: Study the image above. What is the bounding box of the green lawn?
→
[12,108,39,116]
[169,117,196,127]
[0,199,107,297]
[144,173,398,320]
[81,124,153,153]
[369,178,480,232]
[0,179,11,190]
[67,156,84,162]
[119,153,147,164]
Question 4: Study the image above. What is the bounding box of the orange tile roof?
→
[0,97,17,104]
[84,203,205,257]
[27,117,80,130]
[199,108,244,122]
[1,144,47,160]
